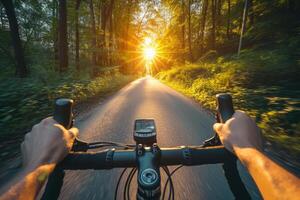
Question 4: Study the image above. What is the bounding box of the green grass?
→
[0,66,134,137]
[156,47,300,158]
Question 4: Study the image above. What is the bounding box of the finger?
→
[234,110,245,117]
[68,127,78,138]
[213,123,223,134]
[41,117,56,125]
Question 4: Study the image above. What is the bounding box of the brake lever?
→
[203,107,222,147]
[42,98,74,200]
[210,93,251,199]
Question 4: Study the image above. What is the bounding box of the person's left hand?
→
[21,117,78,172]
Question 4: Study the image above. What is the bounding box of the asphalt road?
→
[58,77,262,200]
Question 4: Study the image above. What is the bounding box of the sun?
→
[143,47,156,60]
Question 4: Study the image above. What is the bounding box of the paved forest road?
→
[59,77,262,200]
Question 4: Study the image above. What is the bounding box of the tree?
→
[99,0,110,66]
[210,0,216,49]
[1,0,28,77]
[248,0,254,26]
[58,0,68,72]
[199,0,209,53]
[226,0,231,40]
[238,0,249,56]
[52,0,59,65]
[216,0,222,38]
[181,0,186,60]
[108,0,115,65]
[89,0,97,66]
[75,0,81,69]
[187,0,193,61]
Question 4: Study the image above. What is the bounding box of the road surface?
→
[58,77,261,199]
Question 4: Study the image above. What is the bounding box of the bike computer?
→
[134,119,157,145]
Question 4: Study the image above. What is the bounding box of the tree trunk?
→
[200,0,208,54]
[248,0,254,26]
[124,1,131,50]
[188,0,193,61]
[216,0,222,38]
[52,0,59,68]
[58,0,68,72]
[238,0,248,56]
[181,0,186,61]
[89,0,97,67]
[75,0,81,70]
[100,1,108,66]
[226,0,231,40]
[210,0,216,50]
[1,0,28,77]
[108,0,114,66]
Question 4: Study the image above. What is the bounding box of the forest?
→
[0,0,299,163]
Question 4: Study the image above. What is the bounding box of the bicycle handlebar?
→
[42,93,252,200]
[60,146,232,170]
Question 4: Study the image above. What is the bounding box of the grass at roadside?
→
[0,67,135,138]
[156,48,300,158]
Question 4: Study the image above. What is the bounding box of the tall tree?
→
[238,0,249,56]
[210,0,216,49]
[248,0,254,26]
[187,0,193,61]
[1,0,28,77]
[108,0,115,65]
[199,0,209,53]
[52,0,59,65]
[75,0,81,70]
[181,0,186,60]
[124,0,132,50]
[226,0,231,40]
[100,0,109,65]
[89,0,97,66]
[216,0,222,38]
[58,0,68,72]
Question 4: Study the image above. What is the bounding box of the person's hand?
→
[21,117,78,172]
[213,110,263,154]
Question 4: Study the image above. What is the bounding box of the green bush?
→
[0,67,134,137]
[156,48,300,158]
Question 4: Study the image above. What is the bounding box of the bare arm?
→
[214,111,300,200]
[0,118,78,200]
[1,164,55,200]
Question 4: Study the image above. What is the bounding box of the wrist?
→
[23,161,56,175]
[233,147,262,167]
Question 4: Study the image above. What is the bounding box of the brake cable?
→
[162,165,183,200]
[125,168,137,200]
[162,166,174,200]
[114,168,128,200]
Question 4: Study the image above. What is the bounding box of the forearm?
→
[235,147,300,200]
[1,164,55,200]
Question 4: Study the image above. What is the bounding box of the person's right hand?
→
[213,110,263,154]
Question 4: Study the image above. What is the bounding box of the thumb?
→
[213,123,223,135]
[68,127,78,139]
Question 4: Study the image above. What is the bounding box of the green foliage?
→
[0,66,134,137]
[156,46,300,158]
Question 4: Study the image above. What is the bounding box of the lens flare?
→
[143,47,156,60]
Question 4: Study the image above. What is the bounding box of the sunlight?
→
[144,47,156,60]
[144,37,152,45]
[142,37,156,61]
